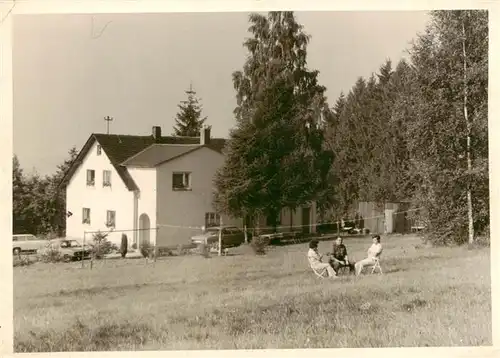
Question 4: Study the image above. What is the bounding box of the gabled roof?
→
[59,133,227,191]
[121,144,221,167]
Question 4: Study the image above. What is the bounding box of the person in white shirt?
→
[307,239,337,278]
[355,235,383,276]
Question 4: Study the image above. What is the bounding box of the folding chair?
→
[307,252,332,279]
[310,264,328,278]
[371,257,383,275]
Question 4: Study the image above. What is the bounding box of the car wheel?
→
[13,248,21,255]
[63,254,72,263]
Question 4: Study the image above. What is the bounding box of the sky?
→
[13,11,430,175]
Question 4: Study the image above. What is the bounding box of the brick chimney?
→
[152,126,161,142]
[200,125,211,145]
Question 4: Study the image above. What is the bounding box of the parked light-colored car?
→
[38,238,91,262]
[12,234,48,255]
[190,226,248,251]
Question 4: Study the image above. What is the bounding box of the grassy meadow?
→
[13,234,491,351]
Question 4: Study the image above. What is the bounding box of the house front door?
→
[139,213,150,246]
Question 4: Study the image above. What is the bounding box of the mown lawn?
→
[13,234,491,351]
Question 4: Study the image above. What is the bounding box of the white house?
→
[60,126,317,248]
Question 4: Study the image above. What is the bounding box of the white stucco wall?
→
[156,146,242,248]
[127,167,157,246]
[66,141,134,246]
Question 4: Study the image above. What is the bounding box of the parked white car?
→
[12,234,48,255]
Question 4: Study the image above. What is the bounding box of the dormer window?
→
[97,145,102,156]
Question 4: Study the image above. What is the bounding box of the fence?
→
[81,227,160,269]
[13,207,426,270]
[136,206,427,249]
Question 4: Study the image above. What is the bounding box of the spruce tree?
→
[172,84,207,137]
[214,12,332,230]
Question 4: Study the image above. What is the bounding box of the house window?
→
[103,170,112,187]
[82,208,91,224]
[205,212,221,228]
[172,172,191,190]
[86,169,95,186]
[97,145,102,156]
[106,210,116,228]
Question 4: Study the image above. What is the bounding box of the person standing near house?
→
[328,236,355,274]
[308,239,337,278]
[355,235,383,276]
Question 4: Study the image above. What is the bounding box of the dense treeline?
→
[13,148,78,237]
[214,10,489,245]
[13,11,488,246]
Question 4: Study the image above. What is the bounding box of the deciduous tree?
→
[406,10,488,244]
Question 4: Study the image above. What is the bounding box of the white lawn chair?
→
[311,265,328,278]
[308,259,329,279]
[371,257,383,275]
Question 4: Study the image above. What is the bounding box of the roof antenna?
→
[104,116,113,134]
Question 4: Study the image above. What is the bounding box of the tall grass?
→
[13,234,491,351]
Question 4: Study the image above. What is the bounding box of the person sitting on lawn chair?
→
[328,236,355,274]
[355,234,383,276]
[308,239,337,279]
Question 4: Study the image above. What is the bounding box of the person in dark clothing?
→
[328,236,355,274]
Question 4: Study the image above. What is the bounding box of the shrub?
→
[250,235,269,255]
[139,242,152,258]
[157,247,173,257]
[13,255,34,267]
[175,244,190,256]
[120,234,128,258]
[131,243,137,250]
[153,245,160,258]
[90,231,114,259]
[467,235,490,249]
[39,246,63,263]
